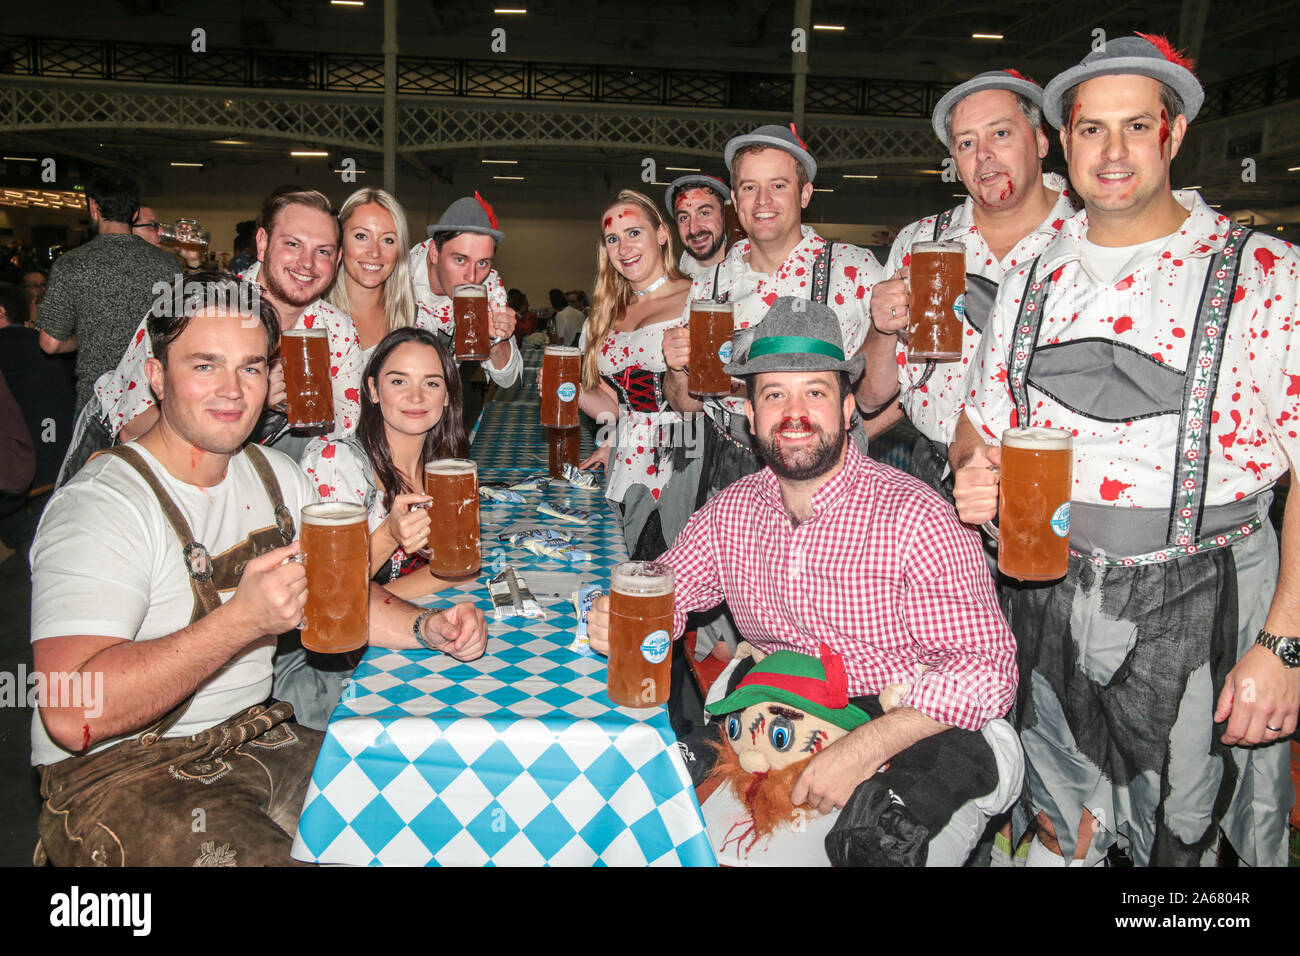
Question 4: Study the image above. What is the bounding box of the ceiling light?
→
[813,24,845,31]
[1289,166,1300,172]
[212,139,251,146]
[481,159,518,165]
[291,151,329,157]
[494,7,527,13]
[330,1,364,6]
[3,156,38,162]
[842,174,878,180]
[972,33,1004,40]
[813,188,834,193]
[1181,185,1202,190]
[665,166,701,172]
[170,162,203,167]
[493,175,525,181]
[334,168,365,174]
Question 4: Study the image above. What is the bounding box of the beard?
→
[261,263,327,310]
[706,736,812,855]
[754,415,846,481]
[686,229,725,262]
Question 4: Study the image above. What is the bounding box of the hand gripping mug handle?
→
[977,464,1000,546]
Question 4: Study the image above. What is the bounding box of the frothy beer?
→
[607,562,674,708]
[547,427,580,478]
[997,427,1072,581]
[540,346,581,428]
[453,283,490,361]
[908,241,965,362]
[300,502,369,654]
[281,328,335,430]
[424,458,481,576]
[688,300,734,397]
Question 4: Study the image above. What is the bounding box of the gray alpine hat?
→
[1042,33,1203,129]
[665,174,730,214]
[724,296,864,381]
[723,123,817,183]
[426,191,505,243]
[932,69,1044,147]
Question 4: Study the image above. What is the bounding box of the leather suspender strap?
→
[932,207,956,242]
[1007,259,1049,427]
[243,443,296,545]
[811,242,834,304]
[101,446,221,622]
[1167,225,1253,547]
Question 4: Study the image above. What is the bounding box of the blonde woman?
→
[578,189,691,558]
[327,187,417,363]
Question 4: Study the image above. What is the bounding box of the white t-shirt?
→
[29,442,316,766]
[553,306,586,346]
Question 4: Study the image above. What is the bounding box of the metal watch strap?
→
[1256,628,1300,667]
[413,609,439,651]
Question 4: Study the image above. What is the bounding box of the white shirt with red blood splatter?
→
[300,439,387,531]
[688,225,883,420]
[963,191,1300,512]
[888,172,1078,445]
[583,319,685,505]
[407,240,523,388]
[94,295,364,444]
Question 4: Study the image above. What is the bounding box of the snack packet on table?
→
[570,583,603,658]
[522,538,593,564]
[488,567,546,621]
[537,503,591,525]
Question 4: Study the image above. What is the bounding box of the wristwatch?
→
[1255,629,1300,668]
[413,609,439,652]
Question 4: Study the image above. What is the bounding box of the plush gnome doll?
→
[701,642,906,863]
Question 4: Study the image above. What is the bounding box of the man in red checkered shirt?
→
[589,297,1021,864]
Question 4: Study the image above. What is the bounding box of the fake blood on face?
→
[1157,109,1170,155]
[1065,100,1083,145]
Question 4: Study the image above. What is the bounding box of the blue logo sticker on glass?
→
[717,340,733,363]
[952,293,966,318]
[557,382,577,402]
[641,629,670,664]
[1050,502,1070,537]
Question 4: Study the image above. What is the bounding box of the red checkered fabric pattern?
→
[661,444,1017,730]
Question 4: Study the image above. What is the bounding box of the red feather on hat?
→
[817,643,849,709]
[1134,32,1197,75]
[788,123,808,151]
[473,190,499,230]
[1003,67,1037,84]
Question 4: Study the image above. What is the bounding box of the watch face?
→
[1280,638,1300,668]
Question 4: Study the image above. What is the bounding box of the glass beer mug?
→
[988,427,1073,581]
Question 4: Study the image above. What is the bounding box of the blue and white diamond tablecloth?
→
[292,392,714,866]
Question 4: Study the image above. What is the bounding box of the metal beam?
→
[383,0,397,193]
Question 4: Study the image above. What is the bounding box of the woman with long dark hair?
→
[301,326,469,599]
[577,189,691,558]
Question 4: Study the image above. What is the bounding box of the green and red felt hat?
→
[707,643,871,732]
[722,296,866,381]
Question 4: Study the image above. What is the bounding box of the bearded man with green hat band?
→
[952,33,1300,867]
[587,296,1024,865]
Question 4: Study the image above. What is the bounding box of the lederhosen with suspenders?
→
[999,225,1290,866]
[688,240,868,508]
[35,445,323,867]
[899,207,1003,499]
